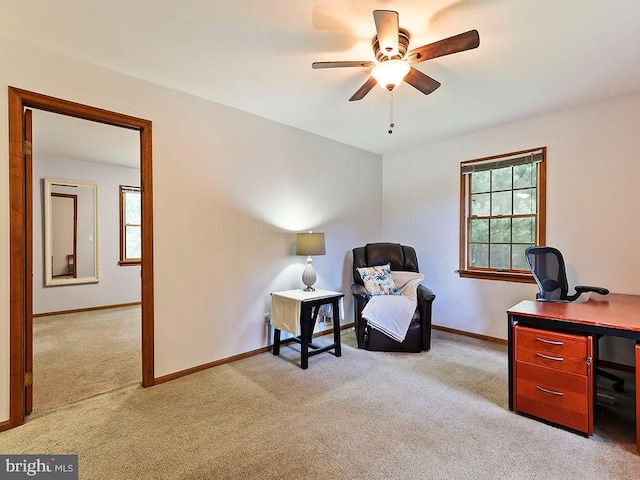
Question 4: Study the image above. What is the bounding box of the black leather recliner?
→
[352,243,435,352]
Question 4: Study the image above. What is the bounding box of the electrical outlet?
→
[264,313,270,324]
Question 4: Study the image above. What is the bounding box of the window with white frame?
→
[119,185,141,265]
[459,147,546,282]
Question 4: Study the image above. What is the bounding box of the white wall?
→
[0,35,382,422]
[383,90,640,362]
[33,155,141,314]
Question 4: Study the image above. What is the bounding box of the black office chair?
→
[525,246,624,393]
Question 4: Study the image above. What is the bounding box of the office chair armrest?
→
[575,285,609,296]
[566,285,610,301]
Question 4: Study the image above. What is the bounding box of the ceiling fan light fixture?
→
[371,60,410,91]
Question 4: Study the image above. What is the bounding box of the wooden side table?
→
[271,289,344,369]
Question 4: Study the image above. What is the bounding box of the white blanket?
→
[361,271,424,343]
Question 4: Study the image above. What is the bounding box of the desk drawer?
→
[515,326,587,358]
[515,361,591,434]
[516,345,587,375]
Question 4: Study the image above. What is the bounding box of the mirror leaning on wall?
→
[43,178,99,287]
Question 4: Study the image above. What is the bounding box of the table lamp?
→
[296,232,326,291]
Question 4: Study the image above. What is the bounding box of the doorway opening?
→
[7,87,155,428]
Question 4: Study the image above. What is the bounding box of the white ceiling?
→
[4,0,640,157]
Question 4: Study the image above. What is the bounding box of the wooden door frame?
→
[7,86,155,428]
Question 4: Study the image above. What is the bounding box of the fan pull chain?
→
[388,91,395,134]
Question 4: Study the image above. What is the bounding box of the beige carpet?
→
[2,329,640,479]
[31,305,141,417]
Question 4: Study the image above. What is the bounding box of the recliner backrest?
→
[352,243,419,285]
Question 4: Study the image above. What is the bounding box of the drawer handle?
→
[535,352,564,362]
[535,337,563,346]
[536,386,564,396]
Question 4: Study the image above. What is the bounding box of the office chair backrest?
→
[525,246,570,301]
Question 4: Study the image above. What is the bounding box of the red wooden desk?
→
[507,294,640,451]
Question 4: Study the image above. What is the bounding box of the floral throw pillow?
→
[357,263,400,296]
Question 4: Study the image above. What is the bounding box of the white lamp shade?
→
[371,59,410,91]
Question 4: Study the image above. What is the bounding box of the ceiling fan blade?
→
[349,77,377,101]
[312,61,374,69]
[407,30,480,64]
[404,67,441,95]
[373,10,400,58]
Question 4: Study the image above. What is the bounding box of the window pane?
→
[470,244,488,268]
[470,219,488,242]
[125,226,141,259]
[492,166,512,191]
[514,163,536,189]
[490,244,510,269]
[512,217,535,243]
[491,191,512,216]
[513,189,536,215]
[125,191,141,224]
[471,171,490,193]
[490,218,511,243]
[471,193,490,216]
[512,244,530,270]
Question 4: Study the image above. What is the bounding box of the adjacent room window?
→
[459,147,546,282]
[119,185,141,266]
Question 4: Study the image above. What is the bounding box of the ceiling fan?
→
[312,10,480,101]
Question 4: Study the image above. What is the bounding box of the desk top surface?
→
[508,293,640,333]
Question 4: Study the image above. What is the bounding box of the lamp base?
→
[301,257,317,291]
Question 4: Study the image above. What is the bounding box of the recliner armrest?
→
[351,283,370,316]
[417,284,435,351]
[351,283,368,297]
[351,283,371,349]
[417,284,436,303]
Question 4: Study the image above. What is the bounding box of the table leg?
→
[300,305,310,370]
[332,299,341,357]
[309,305,320,345]
[273,328,281,356]
[636,342,640,453]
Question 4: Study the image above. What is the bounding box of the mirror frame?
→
[44,178,100,286]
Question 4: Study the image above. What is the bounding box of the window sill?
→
[457,269,535,284]
[118,260,141,267]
